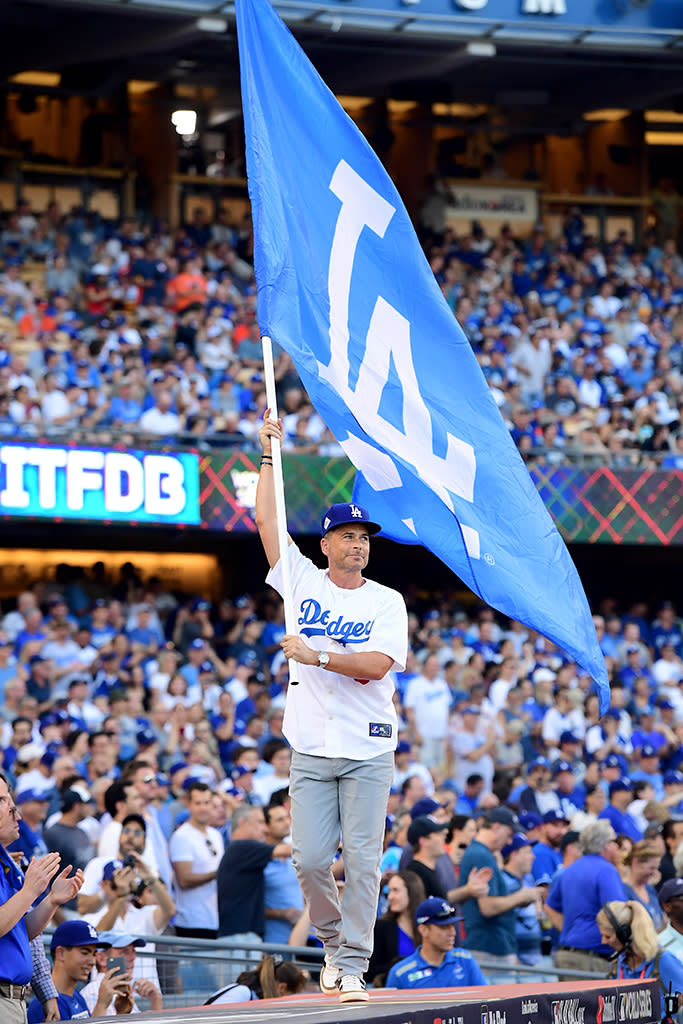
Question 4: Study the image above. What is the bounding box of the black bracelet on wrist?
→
[261,457,273,466]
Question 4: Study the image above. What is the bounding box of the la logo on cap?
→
[349,505,363,518]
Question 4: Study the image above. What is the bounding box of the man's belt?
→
[558,946,611,961]
[0,980,28,1000]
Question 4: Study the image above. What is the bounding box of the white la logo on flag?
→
[318,160,480,559]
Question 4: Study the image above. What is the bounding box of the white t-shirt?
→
[169,822,224,930]
[403,675,451,739]
[266,544,407,759]
[82,902,162,987]
[80,972,141,1016]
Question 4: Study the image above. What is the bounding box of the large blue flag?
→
[235,0,610,711]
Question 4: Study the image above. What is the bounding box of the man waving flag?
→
[235,0,610,711]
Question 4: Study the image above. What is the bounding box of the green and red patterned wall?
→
[200,451,683,546]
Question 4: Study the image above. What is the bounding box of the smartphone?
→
[106,956,127,977]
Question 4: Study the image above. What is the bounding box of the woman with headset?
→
[597,900,683,1015]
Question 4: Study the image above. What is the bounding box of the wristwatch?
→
[317,651,330,668]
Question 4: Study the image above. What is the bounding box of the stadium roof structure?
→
[2,0,683,137]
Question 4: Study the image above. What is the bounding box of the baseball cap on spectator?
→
[136,727,157,748]
[15,788,50,805]
[501,833,532,858]
[542,809,569,824]
[17,742,46,764]
[664,771,683,786]
[484,806,520,830]
[553,760,575,776]
[182,774,208,791]
[50,921,106,953]
[639,705,656,718]
[410,797,447,820]
[560,830,580,853]
[609,779,633,796]
[462,706,481,716]
[659,878,683,906]
[626,644,641,654]
[97,930,146,950]
[528,756,550,772]
[415,898,459,927]
[199,660,215,674]
[102,860,124,881]
[191,598,211,612]
[601,753,621,769]
[532,668,556,684]
[231,765,254,781]
[156,773,170,788]
[519,812,542,831]
[395,740,411,755]
[657,699,675,711]
[640,744,659,759]
[407,816,448,845]
[189,639,206,650]
[61,784,93,810]
[30,655,47,665]
[320,503,381,538]
[603,708,621,720]
[169,761,188,776]
[559,731,580,745]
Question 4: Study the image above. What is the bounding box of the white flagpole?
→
[261,335,299,685]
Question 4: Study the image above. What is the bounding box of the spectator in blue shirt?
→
[532,810,569,883]
[546,819,625,979]
[599,779,644,842]
[385,897,487,990]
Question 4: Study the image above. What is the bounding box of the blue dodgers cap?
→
[415,897,459,927]
[189,638,206,650]
[542,809,569,824]
[50,920,106,952]
[320,503,381,538]
[664,771,683,786]
[519,812,542,831]
[97,930,146,950]
[410,797,447,820]
[640,744,660,759]
[395,740,411,755]
[102,859,124,881]
[553,760,575,776]
[501,832,532,858]
[601,753,621,769]
[136,727,157,748]
[609,778,633,796]
[15,787,50,805]
[528,756,551,772]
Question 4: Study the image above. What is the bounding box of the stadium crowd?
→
[1,557,683,1011]
[2,196,683,1014]
[0,196,682,465]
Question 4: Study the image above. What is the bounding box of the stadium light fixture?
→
[171,109,197,135]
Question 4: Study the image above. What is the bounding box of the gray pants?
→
[289,749,394,978]
[0,997,27,1024]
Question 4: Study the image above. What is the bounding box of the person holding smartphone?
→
[26,921,125,1022]
[79,929,162,1015]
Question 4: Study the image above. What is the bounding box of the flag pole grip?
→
[261,336,299,685]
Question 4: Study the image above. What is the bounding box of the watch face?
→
[318,652,329,666]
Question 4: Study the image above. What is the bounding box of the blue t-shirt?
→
[502,870,543,964]
[263,857,304,944]
[385,946,487,989]
[599,806,643,842]
[0,846,33,984]
[460,839,516,955]
[531,841,561,883]
[546,854,625,954]
[28,989,91,1021]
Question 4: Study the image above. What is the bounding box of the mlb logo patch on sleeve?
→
[369,722,392,738]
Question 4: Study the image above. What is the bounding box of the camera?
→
[122,854,136,870]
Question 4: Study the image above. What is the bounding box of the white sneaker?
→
[319,959,338,996]
[337,975,369,1003]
